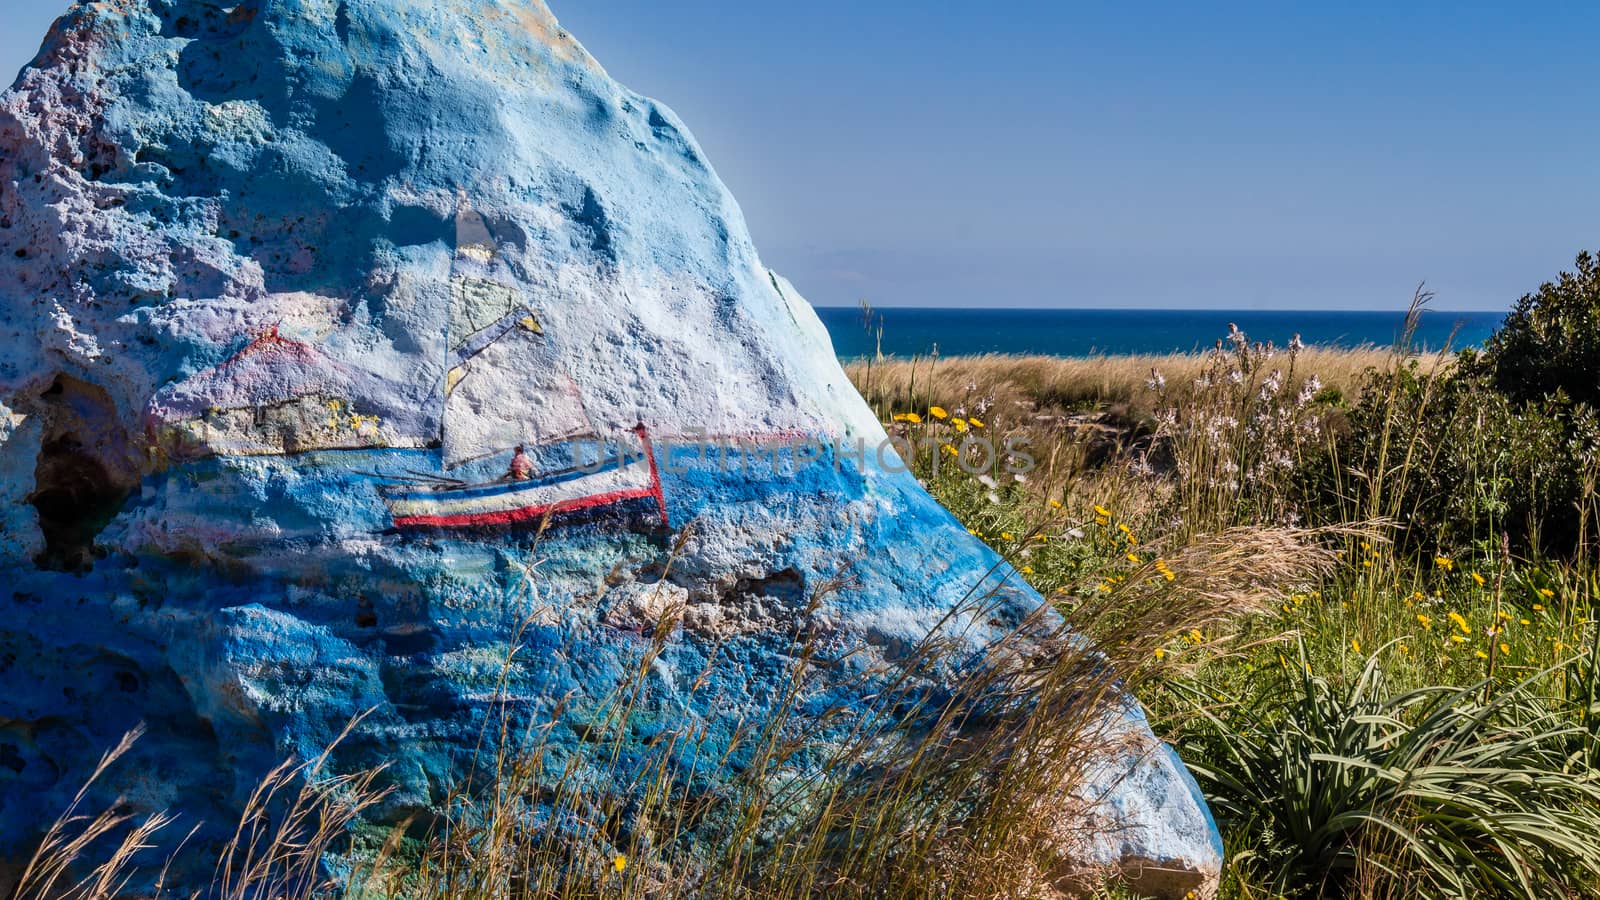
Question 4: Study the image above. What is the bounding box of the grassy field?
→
[855,291,1600,897]
[845,344,1398,424]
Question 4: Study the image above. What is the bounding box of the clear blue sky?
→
[4,1,1597,310]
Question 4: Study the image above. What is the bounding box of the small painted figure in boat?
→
[508,445,533,481]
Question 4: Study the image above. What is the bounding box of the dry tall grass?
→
[847,346,1416,427]
[14,523,1337,899]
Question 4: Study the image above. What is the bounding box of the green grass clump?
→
[1179,645,1600,898]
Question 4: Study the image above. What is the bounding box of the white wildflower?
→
[1296,374,1323,406]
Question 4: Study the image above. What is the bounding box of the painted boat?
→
[380,426,666,530]
[375,199,668,532]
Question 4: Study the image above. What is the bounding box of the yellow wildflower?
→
[969,416,986,429]
[1279,653,1288,670]
[1188,628,1204,644]
[1351,639,1361,654]
[1435,556,1454,571]
[1001,532,1015,541]
[941,443,957,457]
[1155,559,1176,582]
[1094,504,1112,518]
[893,412,922,424]
[1471,572,1486,586]
[1521,618,1532,626]
[1475,650,1489,660]
[1127,552,1142,564]
[952,417,969,432]
[613,856,627,873]
[1539,588,1555,599]
[1448,612,1469,634]
[1021,565,1034,575]
[1049,499,1063,509]
[1499,642,1511,655]
[967,528,980,537]
[1534,604,1546,612]
[929,406,949,420]
[1450,634,1467,644]
[1155,648,1167,661]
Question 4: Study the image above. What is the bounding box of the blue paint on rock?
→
[0,0,1221,893]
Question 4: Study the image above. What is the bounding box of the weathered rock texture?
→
[0,0,1222,894]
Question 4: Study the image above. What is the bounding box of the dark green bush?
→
[1298,363,1598,558]
[1466,250,1600,408]
[1296,255,1600,558]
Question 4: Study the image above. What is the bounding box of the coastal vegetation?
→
[853,255,1600,897]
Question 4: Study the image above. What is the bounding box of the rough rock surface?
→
[0,0,1222,893]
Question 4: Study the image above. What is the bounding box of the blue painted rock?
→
[0,1,1221,894]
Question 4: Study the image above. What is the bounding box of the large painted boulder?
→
[0,1,1222,894]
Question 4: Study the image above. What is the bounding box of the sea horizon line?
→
[810,305,1502,315]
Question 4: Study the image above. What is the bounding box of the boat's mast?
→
[439,189,472,462]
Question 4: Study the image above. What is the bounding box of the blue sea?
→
[815,307,1504,359]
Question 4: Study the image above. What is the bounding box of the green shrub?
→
[1466,250,1600,408]
[1299,362,1599,558]
[1175,645,1600,898]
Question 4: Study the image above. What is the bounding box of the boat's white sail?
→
[375,198,666,533]
[441,202,593,470]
